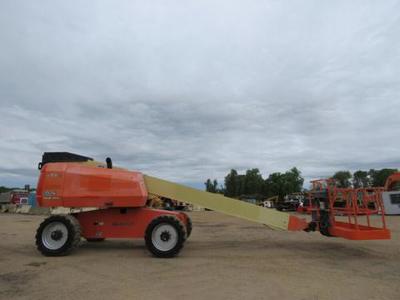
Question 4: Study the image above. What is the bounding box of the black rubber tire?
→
[319,211,333,237]
[145,215,186,258]
[183,213,192,239]
[85,238,105,242]
[35,215,81,256]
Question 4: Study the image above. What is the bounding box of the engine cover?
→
[36,163,148,208]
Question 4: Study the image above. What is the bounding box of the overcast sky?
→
[1,1,399,189]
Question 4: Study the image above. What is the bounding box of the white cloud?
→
[0,0,399,188]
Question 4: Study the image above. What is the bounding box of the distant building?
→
[0,191,11,204]
[0,189,30,205]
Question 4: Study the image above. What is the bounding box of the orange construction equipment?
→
[304,179,390,240]
[384,172,400,191]
[34,153,391,259]
[36,153,191,258]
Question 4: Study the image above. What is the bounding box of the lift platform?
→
[308,179,390,240]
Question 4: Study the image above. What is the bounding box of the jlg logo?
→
[43,191,59,200]
[44,191,56,197]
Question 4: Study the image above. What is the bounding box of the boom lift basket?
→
[309,180,390,240]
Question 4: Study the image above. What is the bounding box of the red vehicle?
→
[10,190,29,205]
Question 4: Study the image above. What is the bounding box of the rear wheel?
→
[145,215,186,258]
[36,215,81,256]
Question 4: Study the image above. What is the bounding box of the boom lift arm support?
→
[144,175,308,231]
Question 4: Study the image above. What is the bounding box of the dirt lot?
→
[0,211,399,300]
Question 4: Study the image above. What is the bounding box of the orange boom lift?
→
[34,153,390,258]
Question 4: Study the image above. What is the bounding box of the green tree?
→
[283,167,304,194]
[0,186,20,193]
[212,179,219,193]
[204,179,219,193]
[333,171,352,188]
[262,167,304,200]
[224,169,238,197]
[353,170,369,188]
[0,186,12,193]
[243,168,264,195]
[264,172,285,199]
[218,167,303,200]
[236,175,246,196]
[205,179,212,192]
[368,169,397,187]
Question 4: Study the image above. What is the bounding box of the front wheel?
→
[145,215,186,258]
[35,215,81,256]
[181,213,192,239]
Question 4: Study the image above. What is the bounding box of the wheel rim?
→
[151,223,178,252]
[42,221,68,250]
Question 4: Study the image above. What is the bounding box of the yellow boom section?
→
[144,175,306,231]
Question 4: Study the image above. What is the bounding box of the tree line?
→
[0,186,17,193]
[205,167,304,200]
[205,168,398,200]
[0,186,35,193]
[332,168,398,188]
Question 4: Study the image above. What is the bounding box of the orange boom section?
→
[37,163,148,208]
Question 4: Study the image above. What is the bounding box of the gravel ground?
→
[0,211,399,300]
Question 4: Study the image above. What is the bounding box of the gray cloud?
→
[1,0,400,188]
